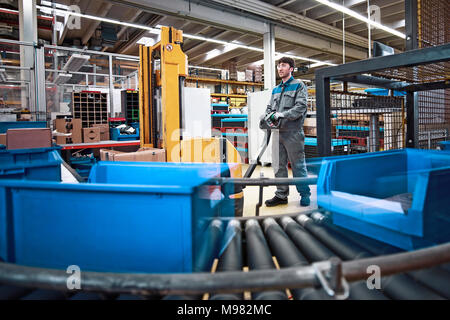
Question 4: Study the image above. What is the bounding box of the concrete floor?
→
[240,164,318,217]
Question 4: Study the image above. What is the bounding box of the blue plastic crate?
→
[0,147,62,181]
[317,148,450,250]
[0,121,47,134]
[211,103,229,107]
[211,114,248,118]
[129,122,139,129]
[438,141,450,151]
[304,137,351,146]
[0,162,234,273]
[70,154,97,179]
[110,127,140,141]
[364,88,406,96]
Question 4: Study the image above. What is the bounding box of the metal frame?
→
[405,0,418,51]
[0,38,142,121]
[315,43,450,156]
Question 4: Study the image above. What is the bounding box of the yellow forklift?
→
[138,26,244,215]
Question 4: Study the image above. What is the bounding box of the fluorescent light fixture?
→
[38,3,337,67]
[310,62,327,68]
[116,56,139,62]
[314,0,406,39]
[41,0,69,10]
[37,5,160,33]
[281,53,337,66]
[63,54,90,72]
[205,49,222,61]
[188,65,227,72]
[53,73,72,85]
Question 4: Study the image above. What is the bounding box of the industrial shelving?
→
[121,89,139,123]
[72,91,108,128]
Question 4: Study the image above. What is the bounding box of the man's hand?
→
[270,112,284,121]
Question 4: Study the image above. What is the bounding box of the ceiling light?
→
[37,5,160,33]
[38,3,337,67]
[189,65,227,72]
[116,56,139,62]
[41,0,69,10]
[314,0,406,39]
[310,62,327,68]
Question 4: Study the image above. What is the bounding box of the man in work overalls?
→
[264,57,311,207]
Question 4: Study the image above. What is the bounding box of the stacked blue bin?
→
[110,126,140,141]
[0,121,47,134]
[0,146,62,181]
[0,161,234,273]
[438,141,450,151]
[317,148,450,250]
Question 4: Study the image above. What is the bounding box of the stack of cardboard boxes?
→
[222,60,238,81]
[53,116,82,145]
[236,71,246,82]
[245,69,253,82]
[247,65,263,82]
[302,117,337,137]
[52,116,111,145]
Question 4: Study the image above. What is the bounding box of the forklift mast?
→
[139,26,187,162]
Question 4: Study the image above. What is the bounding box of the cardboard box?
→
[303,126,317,136]
[92,124,110,141]
[236,87,245,94]
[54,135,73,145]
[6,128,52,150]
[83,127,100,143]
[19,114,32,121]
[100,148,166,162]
[0,133,6,146]
[304,117,316,127]
[245,69,253,82]
[237,71,245,82]
[55,117,82,143]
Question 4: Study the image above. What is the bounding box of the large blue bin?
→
[0,121,47,134]
[438,141,450,151]
[317,148,450,250]
[0,162,234,273]
[0,147,62,181]
[89,161,236,220]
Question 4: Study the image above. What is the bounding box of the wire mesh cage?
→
[415,0,450,149]
[326,91,405,155]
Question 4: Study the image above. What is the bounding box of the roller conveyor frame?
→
[1,210,449,300]
[0,176,449,300]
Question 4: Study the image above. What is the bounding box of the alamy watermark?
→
[66,265,81,290]
[366,265,381,290]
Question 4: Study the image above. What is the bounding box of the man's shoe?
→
[265,196,288,207]
[300,196,310,207]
